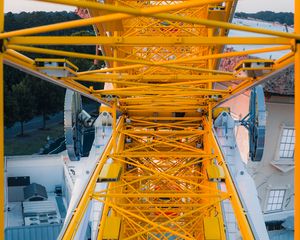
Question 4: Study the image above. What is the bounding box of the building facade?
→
[247,66,294,229]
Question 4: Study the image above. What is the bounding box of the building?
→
[247,65,294,235]
[218,17,295,238]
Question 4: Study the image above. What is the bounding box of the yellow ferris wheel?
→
[0,0,300,239]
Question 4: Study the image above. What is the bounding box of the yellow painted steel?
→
[0,0,229,39]
[0,0,4,238]
[98,163,122,182]
[57,2,254,238]
[203,217,221,240]
[1,0,299,239]
[206,164,225,181]
[0,52,3,240]
[32,0,300,40]
[8,36,292,46]
[102,216,122,239]
[61,118,124,239]
[212,107,230,120]
[295,1,299,239]
[6,49,35,65]
[6,44,233,75]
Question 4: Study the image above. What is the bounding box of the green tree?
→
[4,84,18,128]
[28,78,64,129]
[68,30,98,71]
[11,81,36,136]
[3,12,105,134]
[235,11,294,26]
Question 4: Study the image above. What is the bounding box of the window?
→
[279,128,295,159]
[266,190,285,212]
[270,126,295,172]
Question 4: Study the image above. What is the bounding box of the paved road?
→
[5,103,99,138]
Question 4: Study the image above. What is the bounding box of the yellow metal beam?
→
[0,0,227,39]
[7,45,287,82]
[97,131,125,240]
[91,87,228,96]
[295,0,299,239]
[3,52,116,109]
[61,118,124,240]
[5,49,35,65]
[0,0,298,41]
[89,116,253,239]
[74,45,290,76]
[165,46,291,65]
[219,53,294,105]
[74,74,237,84]
[38,0,229,14]
[0,53,3,240]
[2,0,297,239]
[7,44,232,75]
[93,193,227,199]
[8,36,292,46]
[36,0,300,40]
[211,134,254,239]
[0,0,4,238]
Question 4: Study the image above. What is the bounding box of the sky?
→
[236,0,294,13]
[4,0,294,13]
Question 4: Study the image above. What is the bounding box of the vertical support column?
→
[207,28,214,155]
[112,101,117,152]
[208,102,212,153]
[97,188,110,240]
[97,123,124,240]
[207,28,213,90]
[295,1,300,239]
[0,1,4,239]
[112,33,118,89]
[112,0,119,154]
[112,0,118,89]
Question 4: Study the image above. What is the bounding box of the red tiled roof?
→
[219,48,294,96]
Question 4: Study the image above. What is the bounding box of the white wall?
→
[6,154,64,193]
[248,95,294,216]
[219,90,250,162]
[218,90,295,219]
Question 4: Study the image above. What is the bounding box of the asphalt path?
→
[5,103,98,138]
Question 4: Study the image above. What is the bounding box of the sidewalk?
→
[5,103,98,138]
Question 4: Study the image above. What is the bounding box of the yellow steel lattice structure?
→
[1,0,300,240]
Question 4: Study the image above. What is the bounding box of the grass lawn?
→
[5,123,64,156]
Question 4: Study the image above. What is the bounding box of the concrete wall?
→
[248,95,294,218]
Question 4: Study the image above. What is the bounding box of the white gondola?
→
[234,59,274,78]
[35,58,78,78]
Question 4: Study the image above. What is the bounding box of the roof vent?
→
[23,183,48,201]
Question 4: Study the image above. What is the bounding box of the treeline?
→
[235,11,294,26]
[4,11,103,135]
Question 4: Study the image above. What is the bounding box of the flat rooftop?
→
[6,194,67,228]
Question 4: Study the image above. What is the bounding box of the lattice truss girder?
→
[1,0,299,239]
[92,116,229,239]
[118,2,210,72]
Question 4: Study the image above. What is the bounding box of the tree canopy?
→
[11,80,36,136]
[4,11,102,133]
[235,11,294,26]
